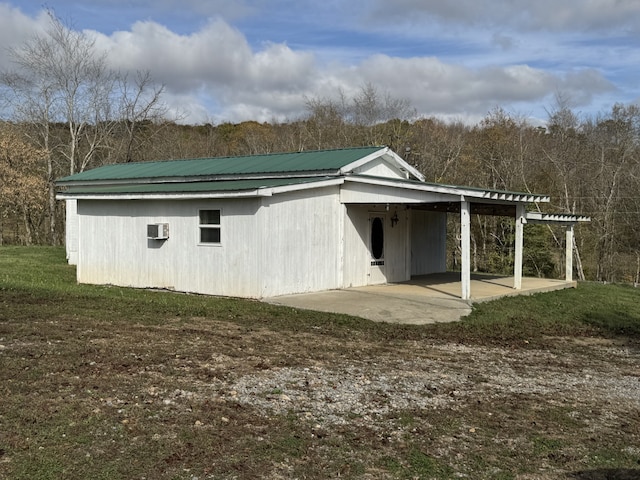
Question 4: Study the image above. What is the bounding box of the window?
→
[199,209,221,244]
[371,216,384,260]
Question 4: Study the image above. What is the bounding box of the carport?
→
[414,201,590,300]
[341,175,590,302]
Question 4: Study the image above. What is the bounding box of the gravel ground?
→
[222,340,640,429]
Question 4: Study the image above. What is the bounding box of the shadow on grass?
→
[581,310,640,340]
[570,468,640,480]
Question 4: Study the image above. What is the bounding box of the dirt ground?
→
[2,314,640,479]
[176,322,640,478]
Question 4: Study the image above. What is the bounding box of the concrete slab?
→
[265,273,576,325]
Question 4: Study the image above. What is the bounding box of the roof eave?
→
[56,190,271,201]
[525,212,591,224]
[345,176,549,203]
[55,170,342,188]
[55,177,345,201]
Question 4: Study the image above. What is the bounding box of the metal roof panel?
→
[57,147,384,183]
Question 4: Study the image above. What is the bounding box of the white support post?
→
[514,203,525,290]
[460,200,471,300]
[566,225,574,282]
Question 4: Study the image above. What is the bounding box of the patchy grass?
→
[1,246,639,479]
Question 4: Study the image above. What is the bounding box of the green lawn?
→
[2,246,639,345]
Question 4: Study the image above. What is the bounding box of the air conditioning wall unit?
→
[147,223,169,240]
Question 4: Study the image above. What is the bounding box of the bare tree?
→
[350,83,416,146]
[2,64,59,242]
[583,104,640,282]
[303,93,351,149]
[1,11,167,243]
[408,117,468,183]
[303,83,416,149]
[115,71,167,163]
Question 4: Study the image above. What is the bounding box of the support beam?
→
[514,203,525,290]
[566,225,574,282]
[460,200,471,300]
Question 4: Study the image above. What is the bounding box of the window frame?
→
[198,208,222,246]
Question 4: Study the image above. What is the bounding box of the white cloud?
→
[90,17,319,122]
[0,2,629,126]
[0,3,50,68]
[93,19,255,90]
[94,15,614,124]
[344,55,613,117]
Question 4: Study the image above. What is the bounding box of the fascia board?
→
[268,178,344,195]
[526,212,591,224]
[55,178,345,201]
[381,148,426,182]
[55,191,267,201]
[55,171,337,188]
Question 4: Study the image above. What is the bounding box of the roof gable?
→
[340,147,425,182]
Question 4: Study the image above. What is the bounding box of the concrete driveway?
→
[266,273,575,325]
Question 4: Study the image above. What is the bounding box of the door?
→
[369,214,387,284]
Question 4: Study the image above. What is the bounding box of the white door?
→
[369,214,387,284]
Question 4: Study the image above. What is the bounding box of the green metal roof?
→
[57,147,383,183]
[58,177,336,195]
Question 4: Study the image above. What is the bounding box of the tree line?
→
[1,13,639,284]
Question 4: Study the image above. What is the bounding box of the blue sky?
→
[1,0,638,125]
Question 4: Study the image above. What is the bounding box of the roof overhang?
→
[525,212,591,225]
[57,172,552,209]
[55,171,339,188]
[342,175,550,204]
[413,202,518,217]
[56,177,344,201]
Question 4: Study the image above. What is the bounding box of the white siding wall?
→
[353,157,407,179]
[343,205,370,287]
[76,187,344,298]
[342,204,411,287]
[73,188,448,297]
[386,207,411,282]
[65,199,79,265]
[257,186,343,297]
[77,198,262,297]
[411,210,447,275]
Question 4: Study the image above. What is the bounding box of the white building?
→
[56,146,588,299]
